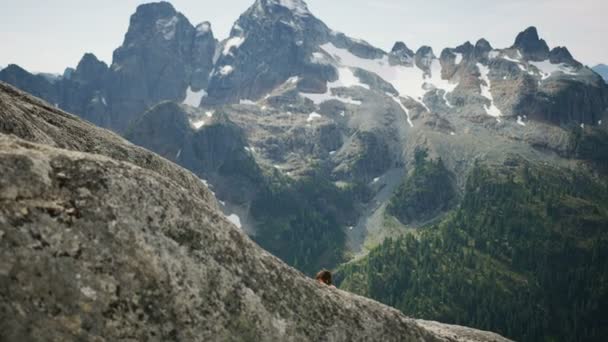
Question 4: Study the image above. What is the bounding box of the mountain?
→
[0,2,217,133]
[2,1,608,341]
[594,64,608,82]
[0,81,511,342]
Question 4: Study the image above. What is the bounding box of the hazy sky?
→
[1,0,606,73]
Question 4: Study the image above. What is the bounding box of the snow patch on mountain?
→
[191,118,206,129]
[219,65,234,76]
[183,87,207,107]
[223,36,246,56]
[502,55,521,64]
[390,95,414,127]
[301,67,366,105]
[476,63,503,119]
[307,112,322,122]
[311,52,330,65]
[517,116,526,126]
[454,53,463,65]
[320,42,425,101]
[499,54,529,72]
[530,60,578,80]
[270,0,311,16]
[426,59,459,107]
[319,43,456,113]
[189,110,213,130]
[156,16,179,40]
[302,91,361,105]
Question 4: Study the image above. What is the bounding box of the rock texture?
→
[0,81,511,341]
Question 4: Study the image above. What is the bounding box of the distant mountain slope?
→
[594,64,608,82]
[0,80,511,342]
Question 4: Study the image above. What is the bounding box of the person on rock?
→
[315,270,335,288]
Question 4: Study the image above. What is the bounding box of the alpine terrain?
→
[593,64,608,82]
[1,0,607,341]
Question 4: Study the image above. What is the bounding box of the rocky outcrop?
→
[415,46,435,71]
[0,2,218,133]
[0,81,512,341]
[191,21,217,90]
[204,0,331,105]
[108,2,197,127]
[390,41,415,66]
[512,26,550,61]
[549,47,581,67]
[72,53,109,85]
[474,39,492,60]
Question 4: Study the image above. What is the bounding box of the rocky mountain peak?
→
[0,65,58,103]
[62,67,75,79]
[195,21,213,37]
[240,0,325,36]
[549,46,580,67]
[512,26,550,61]
[204,0,329,104]
[414,46,435,70]
[253,0,312,17]
[1,64,28,77]
[102,1,219,131]
[191,21,217,91]
[455,41,474,54]
[391,41,414,56]
[390,41,415,65]
[474,38,493,57]
[119,1,191,46]
[73,53,108,84]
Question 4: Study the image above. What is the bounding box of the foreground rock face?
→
[0,82,510,341]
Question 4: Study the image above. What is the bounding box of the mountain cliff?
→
[0,2,217,133]
[0,81,510,341]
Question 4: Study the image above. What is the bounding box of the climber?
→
[315,270,334,286]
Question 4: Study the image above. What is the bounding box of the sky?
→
[0,0,606,74]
